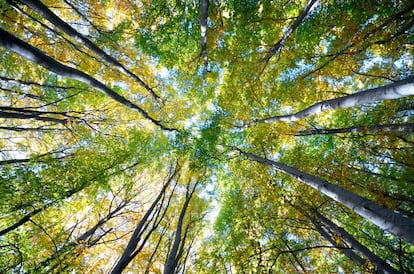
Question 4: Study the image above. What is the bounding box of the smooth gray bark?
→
[240,150,414,244]
[312,219,368,267]
[200,0,210,73]
[253,76,414,124]
[295,123,414,136]
[313,210,401,274]
[0,28,175,131]
[17,0,160,100]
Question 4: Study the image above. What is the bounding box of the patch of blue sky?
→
[360,55,388,72]
[360,14,379,29]
[361,51,412,75]
[394,53,413,71]
[278,60,315,82]
[199,174,220,237]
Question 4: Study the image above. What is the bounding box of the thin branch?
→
[258,0,318,74]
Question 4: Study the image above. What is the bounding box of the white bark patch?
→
[253,76,414,125]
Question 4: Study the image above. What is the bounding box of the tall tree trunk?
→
[16,0,160,101]
[286,200,369,269]
[0,28,175,131]
[0,109,68,125]
[294,123,414,136]
[311,218,368,267]
[239,150,414,244]
[251,76,414,124]
[312,209,402,274]
[200,0,210,73]
[111,166,178,274]
[164,181,198,274]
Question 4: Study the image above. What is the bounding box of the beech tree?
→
[239,150,414,244]
[311,209,401,274]
[111,164,179,273]
[290,200,402,274]
[250,76,414,125]
[163,180,201,274]
[12,0,160,101]
[0,28,173,130]
[1,0,413,273]
[293,122,414,136]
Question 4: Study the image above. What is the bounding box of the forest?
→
[0,0,413,273]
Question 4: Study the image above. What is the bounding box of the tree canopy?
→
[0,0,413,273]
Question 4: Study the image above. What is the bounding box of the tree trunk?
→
[0,28,175,131]
[240,150,414,244]
[311,218,368,267]
[200,0,210,73]
[294,123,414,136]
[164,181,198,274]
[252,76,414,124]
[111,167,178,274]
[313,210,402,274]
[0,109,67,125]
[16,0,160,101]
